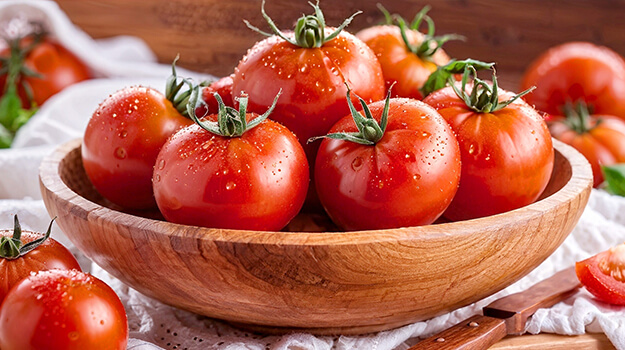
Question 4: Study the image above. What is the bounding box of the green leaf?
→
[0,91,22,131]
[0,124,13,148]
[602,164,625,197]
[420,58,494,98]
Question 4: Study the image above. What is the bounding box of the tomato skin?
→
[82,86,193,210]
[424,85,554,221]
[232,30,385,162]
[521,42,625,119]
[0,39,91,107]
[0,230,81,303]
[576,244,625,305]
[357,25,451,100]
[315,98,461,231]
[550,115,625,187]
[153,117,309,231]
[0,269,128,350]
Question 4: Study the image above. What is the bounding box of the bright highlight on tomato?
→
[576,243,625,305]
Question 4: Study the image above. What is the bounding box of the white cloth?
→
[1,1,624,350]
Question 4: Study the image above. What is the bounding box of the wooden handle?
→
[408,315,507,350]
[483,266,581,334]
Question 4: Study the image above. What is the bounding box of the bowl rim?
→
[40,138,592,246]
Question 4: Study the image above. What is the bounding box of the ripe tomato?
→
[0,216,80,303]
[82,65,193,210]
[576,243,625,305]
[424,71,554,221]
[232,3,384,209]
[0,36,91,107]
[356,6,457,100]
[314,93,461,231]
[549,104,625,187]
[153,91,309,231]
[0,269,128,350]
[520,42,625,119]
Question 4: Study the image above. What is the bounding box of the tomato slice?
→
[576,243,625,305]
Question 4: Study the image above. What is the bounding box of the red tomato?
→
[83,86,193,210]
[576,243,625,305]
[200,74,234,115]
[356,13,454,100]
[521,42,625,119]
[315,97,461,231]
[0,269,128,350]
[549,105,625,187]
[424,82,554,221]
[153,94,309,231]
[0,216,80,303]
[0,37,91,107]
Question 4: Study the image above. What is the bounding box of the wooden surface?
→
[53,0,625,90]
[39,138,592,335]
[491,333,615,350]
[411,315,508,350]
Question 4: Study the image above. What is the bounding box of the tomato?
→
[576,243,625,305]
[200,74,234,115]
[0,216,80,303]
[424,70,554,221]
[153,91,309,231]
[314,92,461,231]
[0,269,128,350]
[549,104,625,187]
[82,65,193,210]
[232,2,385,209]
[0,36,91,107]
[356,6,456,100]
[520,42,625,119]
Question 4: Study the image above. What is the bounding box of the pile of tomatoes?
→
[0,216,128,350]
[82,2,559,233]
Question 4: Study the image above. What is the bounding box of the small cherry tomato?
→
[576,243,625,305]
[0,216,80,303]
[153,90,309,231]
[521,42,625,119]
[314,90,461,231]
[549,103,625,187]
[82,61,193,210]
[356,5,459,100]
[424,65,554,220]
[0,269,128,350]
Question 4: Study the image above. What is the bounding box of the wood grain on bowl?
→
[39,138,591,335]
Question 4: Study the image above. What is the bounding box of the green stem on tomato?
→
[186,85,281,137]
[0,215,55,260]
[164,55,203,118]
[561,101,600,134]
[420,58,494,97]
[244,0,361,48]
[308,83,393,146]
[447,63,535,113]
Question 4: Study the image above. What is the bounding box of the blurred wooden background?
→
[53,0,625,91]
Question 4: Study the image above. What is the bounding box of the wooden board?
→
[491,333,615,350]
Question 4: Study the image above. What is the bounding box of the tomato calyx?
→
[379,4,464,61]
[0,215,55,260]
[560,101,601,134]
[187,86,281,137]
[309,84,392,146]
[602,164,625,196]
[164,55,199,118]
[244,0,361,49]
[0,30,44,148]
[450,64,535,113]
[420,58,494,98]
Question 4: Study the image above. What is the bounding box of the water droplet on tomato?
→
[414,174,421,180]
[468,144,475,154]
[114,147,127,159]
[69,331,79,341]
[351,157,363,170]
[422,131,430,137]
[485,154,491,161]
[225,181,236,190]
[158,159,166,170]
[119,130,127,138]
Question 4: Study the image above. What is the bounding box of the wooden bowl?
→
[39,138,592,335]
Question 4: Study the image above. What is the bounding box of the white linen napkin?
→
[0,1,624,350]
